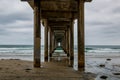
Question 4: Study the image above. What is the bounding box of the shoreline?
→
[0,54,119,80]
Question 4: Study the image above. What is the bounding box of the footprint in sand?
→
[25,68,32,72]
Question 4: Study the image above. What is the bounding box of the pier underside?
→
[21,0,92,70]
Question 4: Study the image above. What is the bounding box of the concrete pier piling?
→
[21,0,92,70]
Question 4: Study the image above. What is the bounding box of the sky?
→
[0,0,120,45]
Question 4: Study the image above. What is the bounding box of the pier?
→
[21,0,92,70]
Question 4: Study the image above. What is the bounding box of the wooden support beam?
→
[26,0,77,11]
[40,1,77,12]
[68,28,70,57]
[48,23,70,26]
[51,27,68,30]
[56,40,58,47]
[44,20,48,62]
[55,38,57,48]
[66,29,69,57]
[64,32,67,53]
[49,28,52,57]
[69,20,74,67]
[48,18,70,22]
[54,37,56,49]
[62,35,65,52]
[41,11,77,19]
[65,30,69,56]
[34,0,41,67]
[52,34,55,53]
[48,21,70,26]
[78,0,85,70]
[48,19,70,25]
[54,30,65,33]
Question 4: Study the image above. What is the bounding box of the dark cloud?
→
[0,12,32,25]
[0,0,34,45]
[0,0,33,25]
[0,0,120,45]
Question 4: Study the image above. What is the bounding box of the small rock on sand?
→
[99,64,105,67]
[106,58,111,61]
[113,73,120,75]
[100,75,108,79]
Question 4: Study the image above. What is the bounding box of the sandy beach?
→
[0,59,96,80]
[0,54,120,80]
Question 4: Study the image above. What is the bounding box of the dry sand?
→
[0,59,95,80]
[0,55,120,80]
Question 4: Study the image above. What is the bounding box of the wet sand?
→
[85,54,120,80]
[0,59,95,80]
[0,54,120,80]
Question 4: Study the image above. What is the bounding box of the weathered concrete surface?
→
[33,0,41,67]
[21,0,92,70]
[0,59,95,80]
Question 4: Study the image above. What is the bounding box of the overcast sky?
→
[0,0,120,45]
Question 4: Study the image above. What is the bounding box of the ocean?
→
[0,45,34,61]
[0,45,120,61]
